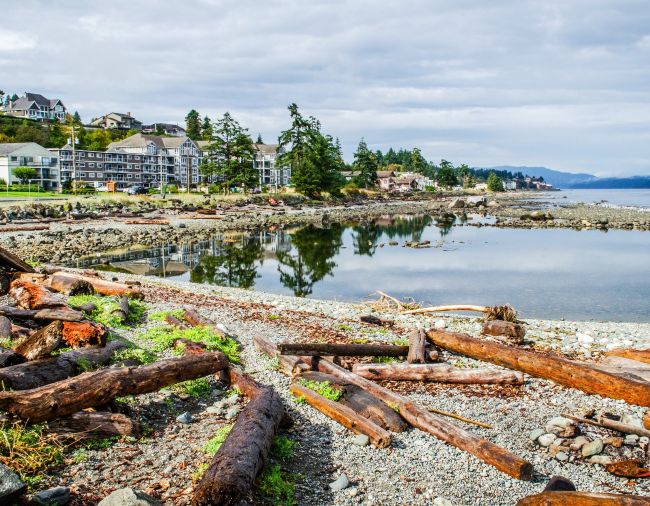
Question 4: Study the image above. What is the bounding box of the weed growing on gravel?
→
[192,462,209,482]
[0,422,63,487]
[173,377,212,398]
[334,324,353,332]
[68,294,146,328]
[297,379,342,401]
[140,325,240,362]
[71,448,88,463]
[0,337,16,348]
[372,356,397,364]
[391,337,409,346]
[113,347,157,365]
[256,464,296,506]
[75,356,93,372]
[270,435,295,461]
[83,437,118,450]
[148,309,185,322]
[351,337,369,344]
[267,314,281,320]
[203,425,233,456]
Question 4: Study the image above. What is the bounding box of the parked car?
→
[95,185,110,192]
[123,185,147,195]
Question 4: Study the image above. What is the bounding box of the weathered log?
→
[0,340,127,390]
[165,314,188,329]
[0,245,35,273]
[561,413,650,438]
[594,356,650,383]
[110,296,130,324]
[482,320,526,343]
[407,328,427,364]
[49,271,144,299]
[13,320,63,360]
[252,335,309,375]
[61,321,107,348]
[605,348,650,365]
[299,370,407,432]
[192,368,284,506]
[0,348,23,367]
[0,305,84,322]
[48,411,138,438]
[351,363,525,384]
[426,329,650,407]
[175,338,206,355]
[278,342,410,357]
[0,315,11,339]
[76,301,97,314]
[0,352,229,422]
[9,279,67,310]
[290,382,391,448]
[360,315,393,326]
[183,309,227,337]
[516,491,650,505]
[10,324,33,339]
[306,356,533,480]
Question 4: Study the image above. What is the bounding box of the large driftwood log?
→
[192,368,284,506]
[407,329,427,363]
[0,352,228,422]
[48,411,138,438]
[0,245,35,273]
[253,335,309,375]
[9,280,67,310]
[110,296,130,324]
[278,342,410,357]
[482,320,526,343]
[516,491,650,505]
[605,348,650,365]
[426,329,650,407]
[351,363,525,384]
[61,321,107,348]
[307,356,533,480]
[299,371,407,432]
[644,411,650,431]
[49,271,144,299]
[0,340,127,390]
[0,305,84,322]
[0,348,23,367]
[13,320,63,360]
[290,382,392,448]
[561,413,650,438]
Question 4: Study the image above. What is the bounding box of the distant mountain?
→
[478,166,650,189]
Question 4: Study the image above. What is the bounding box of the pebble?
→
[31,486,71,505]
[97,487,161,505]
[555,452,569,462]
[545,417,577,437]
[570,436,589,451]
[581,439,603,457]
[603,436,623,448]
[205,406,221,414]
[588,455,613,465]
[529,428,544,441]
[224,406,240,420]
[352,434,370,447]
[433,498,454,506]
[624,434,639,445]
[620,414,643,427]
[175,412,193,424]
[537,434,557,447]
[329,474,350,492]
[434,319,446,330]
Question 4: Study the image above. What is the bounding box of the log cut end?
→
[62,321,107,348]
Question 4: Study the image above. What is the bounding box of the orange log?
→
[61,321,107,348]
[9,279,67,310]
[516,491,650,505]
[605,348,650,365]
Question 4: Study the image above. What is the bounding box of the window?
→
[127,174,133,179]
[97,163,103,168]
[10,156,17,162]
[96,154,103,160]
[88,172,95,178]
[89,163,95,168]
[79,162,85,167]
[135,165,140,169]
[89,152,94,158]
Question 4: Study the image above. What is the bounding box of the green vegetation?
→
[372,356,397,364]
[148,308,185,322]
[12,166,37,184]
[83,437,118,450]
[297,379,342,401]
[391,337,409,346]
[203,424,233,456]
[270,435,295,461]
[138,325,240,362]
[0,337,16,348]
[192,462,210,482]
[256,464,296,506]
[67,294,146,328]
[71,448,88,463]
[0,422,63,487]
[334,324,353,331]
[487,172,505,192]
[172,377,212,398]
[113,347,157,365]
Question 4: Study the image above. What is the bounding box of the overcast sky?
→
[2,0,649,176]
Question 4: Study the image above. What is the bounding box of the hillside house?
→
[0,92,66,121]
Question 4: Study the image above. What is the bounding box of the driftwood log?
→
[516,491,650,505]
[253,335,309,375]
[0,245,35,273]
[110,296,131,324]
[9,280,67,310]
[48,411,138,438]
[482,320,526,343]
[407,328,427,363]
[0,340,128,390]
[61,321,107,348]
[192,368,284,506]
[426,329,650,407]
[13,320,63,360]
[307,356,533,480]
[0,352,229,422]
[183,309,227,338]
[644,411,650,431]
[0,305,84,322]
[290,382,392,448]
[0,348,23,367]
[278,342,410,357]
[351,363,525,384]
[359,315,393,327]
[49,271,144,299]
[605,348,650,365]
[561,413,650,438]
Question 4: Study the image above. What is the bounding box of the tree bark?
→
[359,315,393,327]
[351,363,525,384]
[0,352,228,422]
[426,329,650,407]
[13,320,63,360]
[278,342,410,357]
[482,320,526,343]
[192,368,284,506]
[61,321,107,348]
[9,280,67,310]
[306,356,534,480]
[0,245,35,273]
[516,491,650,505]
[107,296,130,324]
[48,411,138,438]
[252,335,309,375]
[290,382,392,448]
[0,348,23,367]
[0,315,12,339]
[605,348,650,365]
[407,329,427,363]
[49,271,144,299]
[0,305,84,322]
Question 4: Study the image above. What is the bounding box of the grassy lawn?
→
[0,191,61,198]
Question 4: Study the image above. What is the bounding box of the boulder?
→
[0,463,26,503]
[448,198,465,209]
[97,488,161,506]
[31,486,70,505]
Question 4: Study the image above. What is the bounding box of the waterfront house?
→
[90,112,143,130]
[377,170,396,191]
[0,143,59,190]
[0,92,66,121]
[141,123,186,137]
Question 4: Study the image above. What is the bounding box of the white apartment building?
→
[0,143,59,190]
[253,144,290,188]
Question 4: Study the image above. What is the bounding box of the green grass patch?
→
[256,464,296,506]
[270,435,295,461]
[351,337,369,344]
[113,347,157,365]
[139,325,240,363]
[372,356,397,364]
[267,314,281,320]
[148,309,185,322]
[334,324,353,332]
[67,294,146,328]
[172,377,212,398]
[83,437,118,450]
[391,337,409,346]
[0,337,16,349]
[192,462,209,482]
[297,379,342,401]
[71,448,88,463]
[203,425,233,456]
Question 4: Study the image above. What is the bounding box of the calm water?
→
[74,214,650,322]
[541,189,650,209]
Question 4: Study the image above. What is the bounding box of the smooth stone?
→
[205,406,221,414]
[97,487,162,505]
[176,412,193,424]
[545,417,577,437]
[32,486,70,505]
[581,439,603,457]
[603,436,623,448]
[538,433,557,447]
[0,462,26,502]
[624,434,639,445]
[433,319,446,330]
[224,406,240,420]
[329,474,350,492]
[621,414,643,427]
[588,455,613,465]
[529,428,545,441]
[555,452,569,462]
[352,434,370,447]
[570,436,589,451]
[223,395,240,406]
[433,498,454,506]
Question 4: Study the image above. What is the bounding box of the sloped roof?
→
[377,170,395,178]
[254,143,280,155]
[108,133,164,150]
[160,136,190,149]
[0,142,56,157]
[196,140,212,150]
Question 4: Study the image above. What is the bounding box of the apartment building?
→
[0,143,59,190]
[253,144,289,188]
[0,93,66,121]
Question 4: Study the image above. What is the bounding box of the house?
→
[141,123,186,137]
[474,182,488,191]
[90,112,142,130]
[0,92,66,121]
[339,171,356,182]
[504,180,518,191]
[0,143,59,190]
[377,170,396,191]
[393,174,419,192]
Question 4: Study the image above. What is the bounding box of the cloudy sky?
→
[2,0,649,176]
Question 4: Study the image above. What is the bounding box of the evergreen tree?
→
[185,109,201,140]
[487,172,505,192]
[72,111,82,123]
[209,112,257,192]
[410,147,429,174]
[256,133,263,144]
[435,159,458,188]
[352,138,378,188]
[201,115,213,140]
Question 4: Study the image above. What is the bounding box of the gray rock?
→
[329,474,350,492]
[433,319,446,330]
[205,406,221,414]
[545,416,577,437]
[433,498,454,506]
[31,486,70,505]
[448,198,465,209]
[588,455,613,465]
[570,436,589,451]
[537,433,557,447]
[529,428,545,441]
[581,439,603,457]
[555,452,569,462]
[97,487,161,505]
[0,462,26,502]
[351,434,370,447]
[224,406,240,420]
[176,412,193,424]
[624,434,639,445]
[223,395,240,407]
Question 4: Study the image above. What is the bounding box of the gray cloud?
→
[2,0,649,176]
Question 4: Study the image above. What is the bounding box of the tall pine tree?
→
[185,109,201,140]
[352,138,379,188]
[209,112,257,192]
